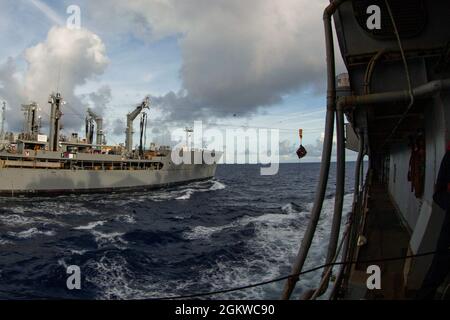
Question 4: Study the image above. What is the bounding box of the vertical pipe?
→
[49,96,56,151]
[1,102,5,140]
[317,100,346,296]
[126,115,133,153]
[330,129,364,299]
[96,118,103,145]
[281,0,346,300]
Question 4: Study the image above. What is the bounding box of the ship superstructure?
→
[283,0,450,300]
[0,94,220,195]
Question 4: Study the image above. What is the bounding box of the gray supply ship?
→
[0,94,221,195]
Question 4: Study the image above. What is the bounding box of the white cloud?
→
[88,0,329,120]
[0,26,109,131]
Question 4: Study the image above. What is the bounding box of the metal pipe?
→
[338,79,450,109]
[364,50,386,95]
[329,129,364,299]
[281,0,347,300]
[315,99,346,297]
[0,102,5,140]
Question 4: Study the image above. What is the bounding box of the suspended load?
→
[296,129,307,159]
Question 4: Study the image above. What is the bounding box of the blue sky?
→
[0,0,352,162]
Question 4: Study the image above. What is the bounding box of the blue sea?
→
[0,162,357,299]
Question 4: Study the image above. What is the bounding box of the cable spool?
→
[296,129,307,159]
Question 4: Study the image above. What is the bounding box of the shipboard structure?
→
[283,0,450,300]
[0,94,221,195]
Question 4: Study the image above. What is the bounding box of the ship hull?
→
[0,163,218,196]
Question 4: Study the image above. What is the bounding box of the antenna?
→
[56,61,63,93]
[0,101,5,140]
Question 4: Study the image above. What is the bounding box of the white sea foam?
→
[85,254,197,300]
[7,227,56,239]
[34,201,102,216]
[65,187,352,300]
[176,180,226,200]
[70,249,88,255]
[189,193,354,299]
[74,220,107,230]
[281,202,304,214]
[0,214,65,227]
[0,238,13,246]
[210,181,226,191]
[175,189,195,200]
[114,214,136,224]
[94,179,226,204]
[90,230,128,249]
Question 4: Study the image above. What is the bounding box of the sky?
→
[0,0,354,162]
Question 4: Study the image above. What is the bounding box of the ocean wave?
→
[7,227,56,239]
[74,220,107,230]
[183,198,313,241]
[90,230,128,249]
[281,202,304,214]
[114,214,136,224]
[175,189,195,200]
[175,180,226,200]
[210,181,226,191]
[92,179,226,204]
[84,254,197,300]
[0,214,65,227]
[0,238,13,246]
[189,193,353,299]
[70,249,88,255]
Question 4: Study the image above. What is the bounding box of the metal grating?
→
[352,0,427,39]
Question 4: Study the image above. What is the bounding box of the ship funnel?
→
[86,108,104,145]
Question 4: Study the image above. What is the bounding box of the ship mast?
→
[0,101,5,140]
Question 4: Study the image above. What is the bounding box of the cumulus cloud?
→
[111,118,125,136]
[81,85,112,117]
[0,26,109,131]
[0,58,25,130]
[88,0,329,121]
[279,139,297,157]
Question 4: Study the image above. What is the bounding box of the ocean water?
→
[0,162,357,300]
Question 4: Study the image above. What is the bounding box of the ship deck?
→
[344,179,411,299]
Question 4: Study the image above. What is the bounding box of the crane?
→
[85,108,104,145]
[48,93,63,151]
[125,96,150,153]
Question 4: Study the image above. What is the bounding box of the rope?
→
[310,221,351,299]
[0,248,447,300]
[152,248,449,300]
[382,0,415,146]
